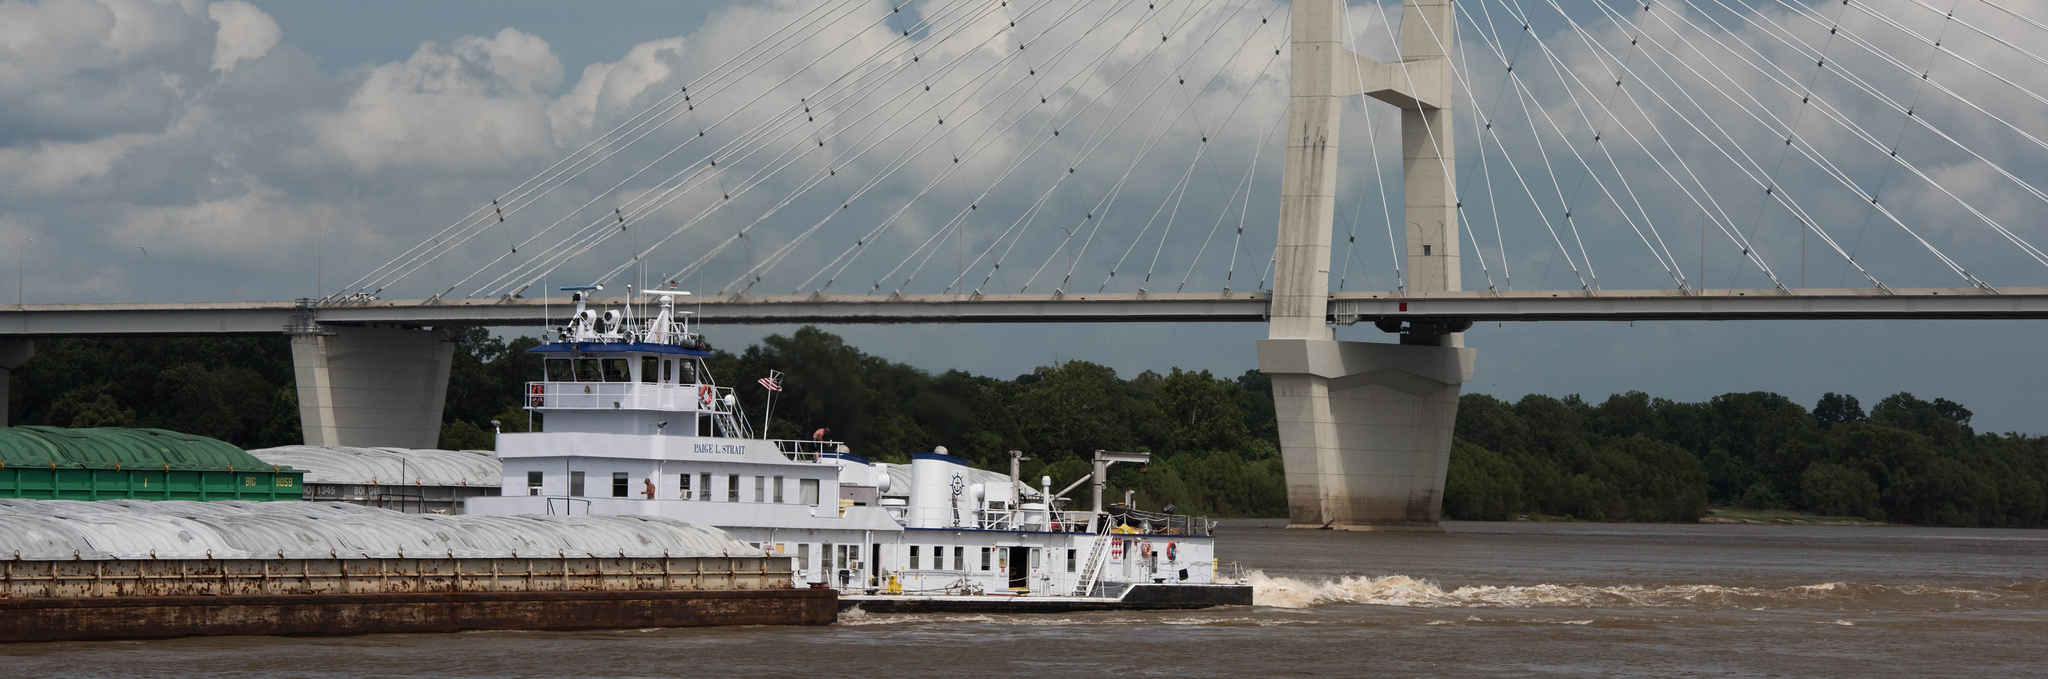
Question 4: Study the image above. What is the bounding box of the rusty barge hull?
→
[0,588,836,642]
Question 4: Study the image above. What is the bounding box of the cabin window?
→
[662,359,673,383]
[526,471,542,496]
[680,361,698,384]
[699,473,712,501]
[800,479,820,506]
[601,358,630,382]
[773,476,785,503]
[752,475,764,502]
[909,546,920,570]
[612,472,629,498]
[1067,549,1077,573]
[954,546,966,571]
[545,358,574,382]
[797,544,810,575]
[727,475,740,502]
[678,473,692,500]
[573,358,601,382]
[980,547,991,572]
[569,471,585,496]
[641,356,659,384]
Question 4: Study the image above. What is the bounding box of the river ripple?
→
[6,519,2043,677]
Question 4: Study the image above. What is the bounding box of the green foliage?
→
[8,337,302,448]
[10,331,2043,527]
[1800,462,1882,520]
[1448,389,2048,528]
[438,420,494,451]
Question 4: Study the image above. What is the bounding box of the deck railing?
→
[525,381,731,411]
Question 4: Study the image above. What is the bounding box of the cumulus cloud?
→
[0,133,154,194]
[207,0,278,72]
[0,0,214,146]
[312,28,565,173]
[548,37,689,141]
[113,181,345,258]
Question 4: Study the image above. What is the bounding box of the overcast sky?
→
[3,0,2044,433]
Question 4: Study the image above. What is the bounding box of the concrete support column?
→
[1260,339,1473,529]
[1263,0,1471,529]
[1399,0,1459,299]
[1270,0,1348,341]
[291,325,453,448]
[0,340,31,427]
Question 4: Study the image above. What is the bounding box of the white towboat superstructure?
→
[465,289,1249,609]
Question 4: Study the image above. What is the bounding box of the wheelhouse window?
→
[678,473,692,500]
[800,479,820,506]
[569,471,585,496]
[601,358,630,382]
[573,358,601,382]
[754,476,765,502]
[700,473,712,501]
[545,358,574,382]
[679,361,698,384]
[641,356,659,384]
[662,359,673,383]
[612,472,629,498]
[773,476,785,503]
[727,475,740,502]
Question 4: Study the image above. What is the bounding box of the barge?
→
[0,498,833,642]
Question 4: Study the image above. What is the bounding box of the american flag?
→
[758,374,782,392]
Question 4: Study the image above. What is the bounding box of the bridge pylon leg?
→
[0,340,31,427]
[290,325,453,448]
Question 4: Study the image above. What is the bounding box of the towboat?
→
[463,288,1252,611]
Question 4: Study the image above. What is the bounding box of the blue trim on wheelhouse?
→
[525,342,714,357]
[913,451,971,466]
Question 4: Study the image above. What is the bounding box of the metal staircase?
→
[1070,529,1114,597]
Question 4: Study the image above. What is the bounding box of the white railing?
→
[525,381,725,411]
[770,439,847,462]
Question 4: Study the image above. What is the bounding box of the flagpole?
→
[761,370,781,440]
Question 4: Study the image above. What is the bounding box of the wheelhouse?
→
[521,287,754,438]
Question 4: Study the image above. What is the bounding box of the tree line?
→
[7,329,2044,527]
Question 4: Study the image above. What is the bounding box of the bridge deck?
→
[3,287,2046,336]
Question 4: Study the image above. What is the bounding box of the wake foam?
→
[1248,571,2016,610]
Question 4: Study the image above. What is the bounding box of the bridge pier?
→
[0,340,30,427]
[290,325,452,448]
[1259,338,1472,529]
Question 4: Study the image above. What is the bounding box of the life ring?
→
[527,383,545,407]
[1165,541,1177,561]
[1139,540,1153,558]
[698,385,715,408]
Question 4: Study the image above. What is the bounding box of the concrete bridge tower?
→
[1258,0,1476,530]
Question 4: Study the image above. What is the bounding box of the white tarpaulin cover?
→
[0,499,759,561]
[245,446,502,487]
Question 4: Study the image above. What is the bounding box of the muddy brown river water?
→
[6,519,2043,677]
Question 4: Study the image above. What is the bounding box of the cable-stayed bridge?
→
[5,0,2048,528]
